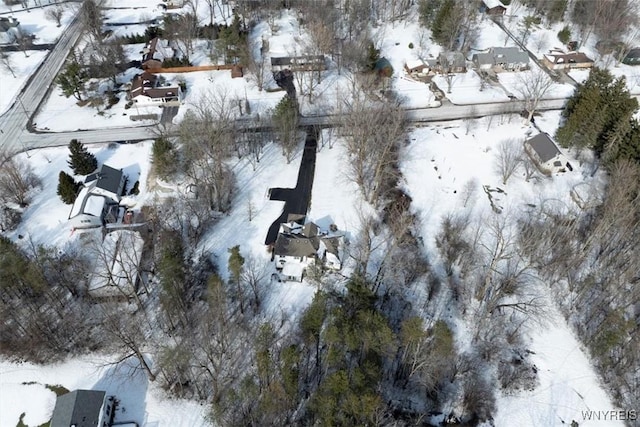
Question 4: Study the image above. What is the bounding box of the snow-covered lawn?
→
[495,305,622,427]
[433,70,510,104]
[401,110,619,426]
[0,50,48,115]
[2,3,75,44]
[498,69,575,99]
[7,141,153,248]
[0,356,209,427]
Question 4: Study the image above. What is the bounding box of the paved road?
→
[265,126,318,245]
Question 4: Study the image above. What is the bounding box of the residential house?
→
[429,52,467,74]
[141,37,174,70]
[405,59,429,76]
[128,72,182,106]
[480,0,507,16]
[88,230,144,299]
[270,55,326,72]
[524,133,571,174]
[274,220,342,282]
[0,17,20,44]
[50,389,114,427]
[542,50,594,70]
[69,164,125,229]
[473,47,529,72]
[623,48,640,65]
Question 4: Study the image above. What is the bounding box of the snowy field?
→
[499,69,575,99]
[433,70,510,104]
[0,356,209,427]
[400,110,619,426]
[0,50,48,115]
[7,141,153,248]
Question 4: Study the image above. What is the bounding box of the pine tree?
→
[56,52,88,101]
[431,0,455,47]
[228,245,246,313]
[57,171,82,204]
[67,139,97,175]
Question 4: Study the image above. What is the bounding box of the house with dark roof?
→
[0,17,20,44]
[69,164,126,229]
[623,48,640,65]
[273,220,342,282]
[542,50,594,70]
[428,52,467,74]
[524,133,571,174]
[480,0,507,16]
[473,47,529,72]
[128,72,182,107]
[50,389,113,427]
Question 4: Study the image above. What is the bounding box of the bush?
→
[152,138,177,179]
[162,57,192,68]
[129,180,140,195]
[557,26,571,45]
[0,207,21,232]
[408,42,414,49]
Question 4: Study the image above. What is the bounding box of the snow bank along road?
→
[3,98,569,152]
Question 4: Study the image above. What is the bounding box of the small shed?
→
[481,0,507,15]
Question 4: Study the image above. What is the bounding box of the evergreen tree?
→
[556,68,639,165]
[67,139,97,175]
[228,245,245,312]
[431,0,455,47]
[152,137,177,180]
[56,52,88,101]
[418,0,443,26]
[57,171,82,204]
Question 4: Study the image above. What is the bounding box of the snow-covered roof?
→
[282,262,304,279]
[69,186,91,218]
[84,195,105,217]
[482,0,506,9]
[406,59,426,70]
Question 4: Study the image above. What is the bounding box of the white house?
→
[273,219,342,282]
[50,389,114,427]
[524,133,571,174]
[69,164,126,229]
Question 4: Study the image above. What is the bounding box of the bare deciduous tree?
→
[494,139,522,185]
[45,5,64,27]
[0,154,41,207]
[515,69,554,124]
[0,53,16,78]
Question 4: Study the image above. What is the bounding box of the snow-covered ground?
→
[0,356,209,427]
[433,70,510,104]
[7,141,153,248]
[0,50,48,115]
[400,110,620,426]
[0,2,75,115]
[499,69,575,99]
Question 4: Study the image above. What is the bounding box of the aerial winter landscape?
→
[0,0,639,426]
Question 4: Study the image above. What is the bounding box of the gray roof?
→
[491,47,529,64]
[274,233,319,258]
[321,236,340,256]
[50,390,106,427]
[0,17,19,32]
[526,133,561,163]
[85,164,123,195]
[473,52,495,66]
[438,52,465,68]
[625,48,640,59]
[303,222,318,238]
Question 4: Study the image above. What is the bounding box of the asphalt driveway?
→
[265,126,318,245]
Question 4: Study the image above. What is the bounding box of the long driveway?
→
[264,126,318,245]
